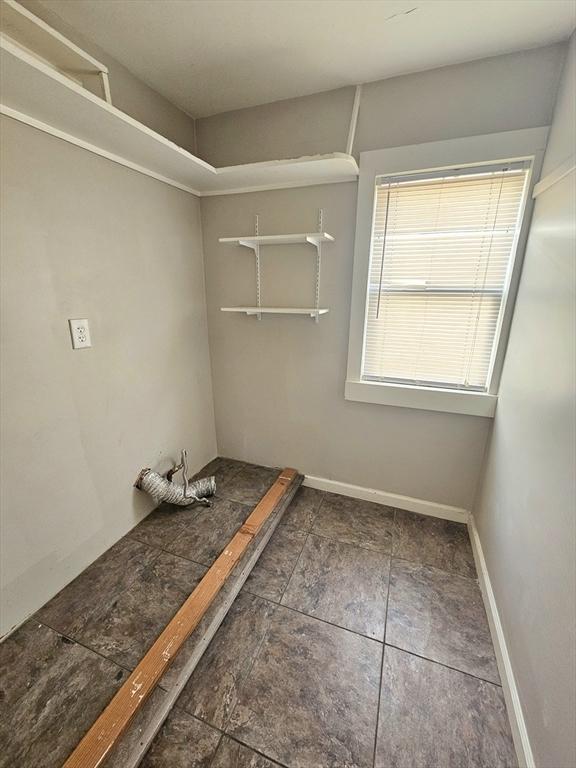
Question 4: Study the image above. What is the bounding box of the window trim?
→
[345,128,548,418]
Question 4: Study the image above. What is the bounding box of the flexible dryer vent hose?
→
[135,449,216,506]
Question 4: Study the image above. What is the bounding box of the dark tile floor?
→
[0,458,517,768]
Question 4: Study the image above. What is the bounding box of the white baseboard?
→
[468,517,534,768]
[303,474,469,523]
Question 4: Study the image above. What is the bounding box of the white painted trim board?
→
[303,474,469,523]
[532,154,575,198]
[468,517,534,768]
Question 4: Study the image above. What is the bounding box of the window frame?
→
[345,128,548,418]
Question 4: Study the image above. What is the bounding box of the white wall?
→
[197,44,565,166]
[199,44,567,511]
[474,34,575,768]
[0,117,216,636]
[197,86,354,166]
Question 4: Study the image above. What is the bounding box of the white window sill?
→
[345,379,497,417]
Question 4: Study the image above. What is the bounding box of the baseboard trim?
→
[303,474,469,523]
[468,517,534,768]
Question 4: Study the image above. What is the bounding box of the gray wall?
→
[18,0,197,154]
[201,183,490,509]
[0,118,216,636]
[474,35,576,768]
[197,44,565,165]
[197,86,355,166]
[199,43,567,511]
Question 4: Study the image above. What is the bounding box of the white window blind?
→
[362,162,529,391]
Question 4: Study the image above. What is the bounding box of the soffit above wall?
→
[34,0,575,117]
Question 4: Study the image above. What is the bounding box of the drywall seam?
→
[303,474,469,522]
[468,516,535,768]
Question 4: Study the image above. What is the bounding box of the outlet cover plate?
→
[69,318,92,349]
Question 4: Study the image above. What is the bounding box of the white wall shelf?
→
[221,307,329,317]
[219,213,332,322]
[0,29,359,197]
[1,0,111,101]
[219,233,334,248]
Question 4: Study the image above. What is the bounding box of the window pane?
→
[362,165,529,390]
[363,292,502,389]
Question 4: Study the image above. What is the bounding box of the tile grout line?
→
[213,498,334,752]
[218,602,278,735]
[127,503,206,562]
[389,552,479,583]
[384,643,503,688]
[243,589,384,644]
[206,732,226,768]
[276,528,312,605]
[301,531,478,583]
[222,732,289,768]
[35,542,167,660]
[126,534,212,570]
[372,510,395,768]
[196,708,289,768]
[216,496,318,737]
[36,620,134,674]
[244,493,389,644]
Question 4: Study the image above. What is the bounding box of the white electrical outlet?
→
[68,318,92,349]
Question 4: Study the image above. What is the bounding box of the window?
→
[345,129,547,416]
[363,162,530,391]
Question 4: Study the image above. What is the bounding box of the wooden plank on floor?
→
[62,468,299,768]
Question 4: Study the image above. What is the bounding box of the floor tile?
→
[281,486,324,531]
[243,526,307,602]
[227,606,381,768]
[194,456,247,486]
[312,492,394,553]
[177,592,276,730]
[217,463,281,504]
[375,646,517,768]
[35,537,159,637]
[394,509,476,578]
[76,552,206,668]
[0,621,127,768]
[387,560,499,683]
[139,707,220,768]
[129,504,201,550]
[166,497,252,566]
[281,534,389,639]
[211,736,283,767]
